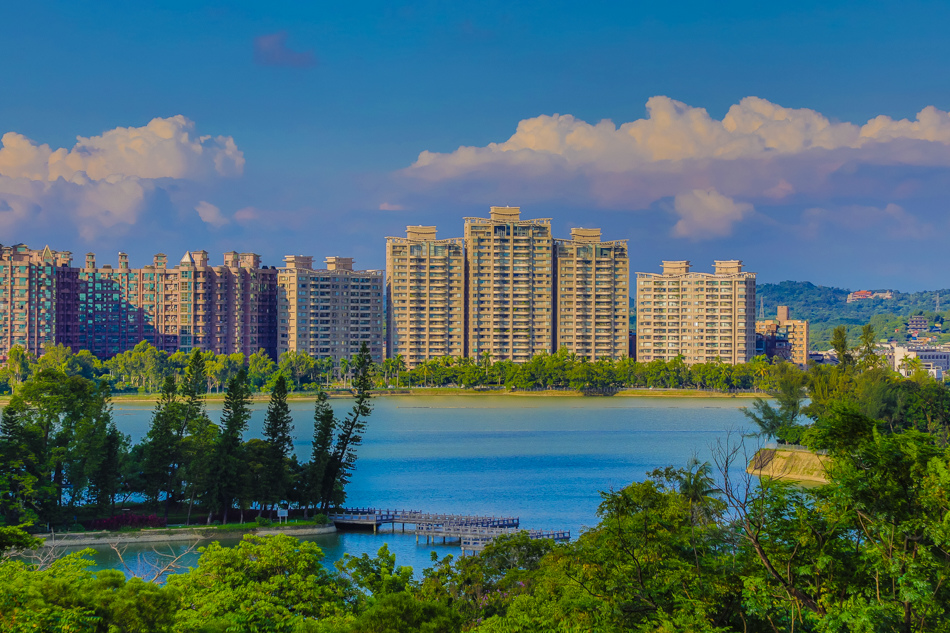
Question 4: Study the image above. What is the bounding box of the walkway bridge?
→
[329,508,569,554]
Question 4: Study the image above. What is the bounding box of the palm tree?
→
[394,354,406,387]
[339,358,349,389]
[675,457,721,525]
[900,355,924,377]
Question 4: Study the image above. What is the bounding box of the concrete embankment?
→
[747,447,830,484]
[35,523,336,548]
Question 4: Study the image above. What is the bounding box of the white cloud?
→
[403,96,950,237]
[195,201,229,228]
[378,202,405,211]
[0,116,243,239]
[671,189,754,239]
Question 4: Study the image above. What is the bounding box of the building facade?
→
[278,256,384,363]
[0,244,75,359]
[635,260,756,365]
[385,227,465,367]
[71,250,279,359]
[464,207,554,364]
[385,207,630,368]
[554,228,629,359]
[755,305,810,366]
[0,245,287,361]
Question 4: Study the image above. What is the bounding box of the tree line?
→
[2,326,950,631]
[2,340,824,396]
[0,343,376,530]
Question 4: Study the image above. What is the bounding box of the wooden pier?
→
[329,508,570,554]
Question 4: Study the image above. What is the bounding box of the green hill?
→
[757,281,950,349]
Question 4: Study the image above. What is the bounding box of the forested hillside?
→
[757,281,950,348]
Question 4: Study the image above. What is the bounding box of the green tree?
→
[305,389,336,515]
[262,374,295,514]
[142,376,186,519]
[206,368,252,524]
[167,534,347,632]
[321,342,374,511]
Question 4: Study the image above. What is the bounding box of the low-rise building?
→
[755,305,809,366]
[847,290,893,303]
[886,344,950,379]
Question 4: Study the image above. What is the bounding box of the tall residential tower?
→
[635,260,756,364]
[277,256,384,363]
[554,228,629,359]
[385,227,465,367]
[464,207,554,364]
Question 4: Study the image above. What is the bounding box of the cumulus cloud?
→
[195,201,229,228]
[404,96,950,237]
[671,189,753,239]
[0,116,243,240]
[253,31,317,67]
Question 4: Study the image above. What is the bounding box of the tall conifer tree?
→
[321,342,373,511]
[207,369,252,524]
[262,374,294,514]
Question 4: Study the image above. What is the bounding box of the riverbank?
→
[747,447,830,484]
[0,387,764,405]
[33,522,337,549]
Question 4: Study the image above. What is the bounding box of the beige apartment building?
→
[636,260,756,365]
[278,256,384,363]
[554,228,629,359]
[385,207,630,368]
[385,227,465,368]
[0,244,75,359]
[755,305,809,366]
[464,207,554,364]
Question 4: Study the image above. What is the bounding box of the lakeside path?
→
[32,523,337,549]
[0,388,763,406]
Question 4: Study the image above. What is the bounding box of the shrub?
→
[255,516,272,527]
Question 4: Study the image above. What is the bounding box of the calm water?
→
[71,395,753,577]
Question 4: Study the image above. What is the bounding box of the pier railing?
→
[328,507,566,551]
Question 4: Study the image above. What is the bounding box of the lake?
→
[72,395,755,577]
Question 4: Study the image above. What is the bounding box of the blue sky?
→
[2,0,950,290]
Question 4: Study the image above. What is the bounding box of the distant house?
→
[846,290,894,303]
[908,315,929,332]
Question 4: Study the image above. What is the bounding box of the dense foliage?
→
[0,344,376,530]
[757,280,950,349]
[3,342,799,397]
[3,323,950,630]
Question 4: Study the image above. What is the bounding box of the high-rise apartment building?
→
[74,250,279,358]
[636,260,756,365]
[278,256,384,363]
[554,228,630,359]
[465,207,554,363]
[755,305,809,366]
[0,245,280,361]
[385,227,465,367]
[0,244,75,359]
[386,207,630,367]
